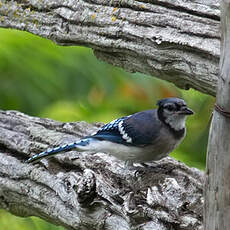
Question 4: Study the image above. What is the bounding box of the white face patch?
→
[164,112,187,131]
[118,121,132,143]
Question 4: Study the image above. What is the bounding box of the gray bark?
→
[0,0,220,96]
[0,110,204,230]
[204,0,230,229]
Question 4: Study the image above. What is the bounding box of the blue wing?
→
[97,117,128,132]
[91,110,160,146]
[121,109,160,145]
[91,116,132,145]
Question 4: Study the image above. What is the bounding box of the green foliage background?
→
[0,29,214,230]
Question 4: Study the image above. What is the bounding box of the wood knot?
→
[75,169,96,206]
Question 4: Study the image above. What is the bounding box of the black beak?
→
[179,107,194,115]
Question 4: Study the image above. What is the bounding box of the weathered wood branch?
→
[0,110,204,229]
[0,0,220,96]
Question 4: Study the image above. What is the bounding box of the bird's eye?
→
[166,104,175,111]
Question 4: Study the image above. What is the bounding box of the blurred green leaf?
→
[0,210,63,230]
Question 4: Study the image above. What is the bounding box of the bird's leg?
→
[125,161,156,174]
[125,160,135,169]
[139,163,152,168]
[139,162,158,168]
[124,161,148,179]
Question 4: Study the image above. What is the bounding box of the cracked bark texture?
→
[0,110,204,230]
[0,0,220,96]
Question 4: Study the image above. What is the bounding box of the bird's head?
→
[157,98,194,131]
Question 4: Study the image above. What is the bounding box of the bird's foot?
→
[134,162,176,177]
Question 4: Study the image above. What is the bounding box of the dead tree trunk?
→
[204,1,230,229]
[0,0,220,95]
[0,110,204,230]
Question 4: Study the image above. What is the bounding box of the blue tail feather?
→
[25,138,91,163]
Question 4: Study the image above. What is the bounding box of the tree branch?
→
[0,0,220,96]
[0,110,204,229]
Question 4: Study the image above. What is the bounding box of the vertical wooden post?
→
[204,1,230,229]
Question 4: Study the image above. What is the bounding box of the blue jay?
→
[26,98,193,167]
